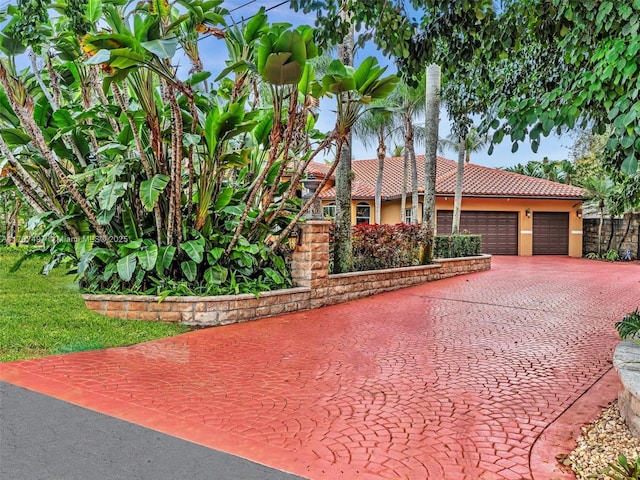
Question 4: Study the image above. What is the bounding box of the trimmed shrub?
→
[434,234,482,258]
[351,223,423,272]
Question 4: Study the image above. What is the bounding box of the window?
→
[323,203,336,220]
[404,208,415,224]
[356,202,371,224]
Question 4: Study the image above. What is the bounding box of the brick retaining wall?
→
[84,221,491,326]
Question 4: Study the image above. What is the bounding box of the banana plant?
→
[0,0,398,297]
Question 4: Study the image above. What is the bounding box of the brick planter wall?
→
[84,288,311,326]
[84,221,491,326]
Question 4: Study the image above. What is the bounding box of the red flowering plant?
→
[351,223,422,272]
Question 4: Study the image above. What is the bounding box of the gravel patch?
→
[570,400,640,479]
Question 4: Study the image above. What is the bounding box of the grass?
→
[0,247,190,362]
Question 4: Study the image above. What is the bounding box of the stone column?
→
[291,220,331,308]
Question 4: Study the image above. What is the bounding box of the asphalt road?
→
[0,381,303,480]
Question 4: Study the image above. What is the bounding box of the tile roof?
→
[319,180,376,200]
[310,156,584,200]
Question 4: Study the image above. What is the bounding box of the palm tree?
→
[556,159,577,185]
[540,157,560,182]
[439,127,489,234]
[502,159,577,185]
[333,4,355,274]
[439,128,489,164]
[422,64,440,263]
[389,76,426,224]
[582,176,615,255]
[502,162,544,178]
[353,101,396,224]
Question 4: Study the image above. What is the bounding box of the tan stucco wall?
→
[432,197,583,257]
[323,196,584,258]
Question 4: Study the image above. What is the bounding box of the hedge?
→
[434,234,482,258]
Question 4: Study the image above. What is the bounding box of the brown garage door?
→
[437,211,519,255]
[533,212,569,255]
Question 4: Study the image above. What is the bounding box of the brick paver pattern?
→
[2,257,639,479]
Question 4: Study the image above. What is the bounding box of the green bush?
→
[434,234,482,258]
[615,308,640,340]
[604,249,621,262]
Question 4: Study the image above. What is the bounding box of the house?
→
[310,155,585,257]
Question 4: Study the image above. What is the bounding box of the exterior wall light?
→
[525,208,531,218]
[576,209,583,218]
[287,226,302,250]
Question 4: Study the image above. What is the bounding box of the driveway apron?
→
[2,257,639,479]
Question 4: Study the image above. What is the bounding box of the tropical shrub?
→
[0,0,397,296]
[350,223,422,272]
[433,234,482,258]
[604,249,621,262]
[615,309,640,341]
[601,454,640,480]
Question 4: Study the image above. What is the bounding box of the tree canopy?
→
[291,0,640,184]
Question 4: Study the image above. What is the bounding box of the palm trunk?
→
[606,214,615,251]
[333,8,354,274]
[421,64,440,264]
[226,87,285,256]
[400,150,408,222]
[91,66,121,134]
[406,116,418,225]
[29,49,57,108]
[112,83,164,244]
[374,133,385,225]
[268,134,334,224]
[598,203,604,255]
[452,136,466,235]
[8,174,45,215]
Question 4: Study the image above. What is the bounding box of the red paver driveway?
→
[2,257,639,479]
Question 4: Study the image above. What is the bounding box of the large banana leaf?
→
[97,181,127,211]
[137,243,158,271]
[141,38,178,59]
[139,174,169,211]
[117,253,137,282]
[0,128,30,146]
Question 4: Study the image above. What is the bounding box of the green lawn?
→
[0,248,190,362]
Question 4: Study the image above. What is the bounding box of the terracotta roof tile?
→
[434,159,585,198]
[319,180,375,200]
[309,156,584,200]
[307,162,333,178]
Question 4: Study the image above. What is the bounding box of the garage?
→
[533,212,569,255]
[437,211,519,255]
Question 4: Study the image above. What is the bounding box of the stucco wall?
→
[329,197,583,257]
